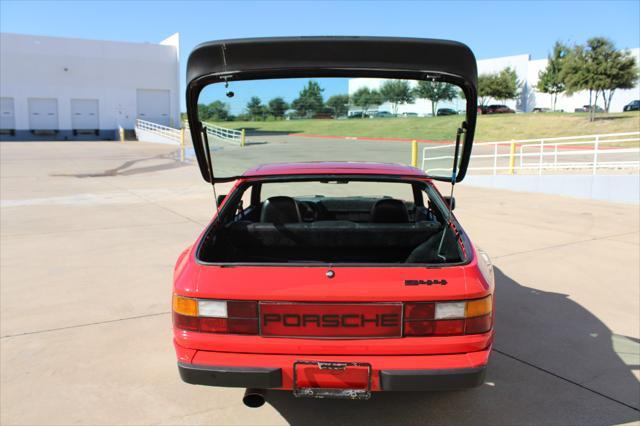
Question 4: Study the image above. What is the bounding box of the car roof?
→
[242,162,428,178]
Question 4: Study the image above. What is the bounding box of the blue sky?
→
[2,0,639,112]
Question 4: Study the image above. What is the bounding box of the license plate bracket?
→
[292,360,372,400]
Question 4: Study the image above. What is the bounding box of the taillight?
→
[173,295,258,335]
[403,295,493,336]
[173,295,492,337]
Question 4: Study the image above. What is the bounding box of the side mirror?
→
[444,196,455,211]
[216,194,227,207]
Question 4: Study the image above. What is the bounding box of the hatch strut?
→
[437,125,464,262]
[201,125,221,215]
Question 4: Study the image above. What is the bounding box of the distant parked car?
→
[623,100,640,112]
[532,107,551,113]
[436,108,457,116]
[574,105,604,113]
[401,112,418,117]
[348,112,369,119]
[374,111,393,118]
[478,105,515,114]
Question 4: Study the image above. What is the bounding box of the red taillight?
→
[434,319,465,335]
[228,301,258,318]
[199,317,228,333]
[403,320,434,336]
[403,296,493,337]
[464,314,492,334]
[173,295,492,338]
[404,302,435,320]
[172,296,258,335]
[228,318,259,334]
[173,312,199,331]
[198,317,259,334]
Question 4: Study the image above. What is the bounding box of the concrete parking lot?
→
[1,140,639,425]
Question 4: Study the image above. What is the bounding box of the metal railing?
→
[135,119,182,143]
[135,119,186,161]
[422,132,640,175]
[204,123,245,146]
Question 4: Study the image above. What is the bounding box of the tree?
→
[246,96,265,120]
[562,44,595,121]
[197,100,229,121]
[600,49,638,112]
[492,67,520,102]
[350,87,383,117]
[477,68,520,108]
[537,41,569,111]
[577,38,639,113]
[561,37,638,120]
[326,94,350,117]
[291,80,324,117]
[268,97,289,119]
[477,74,494,107]
[413,81,458,116]
[379,80,414,115]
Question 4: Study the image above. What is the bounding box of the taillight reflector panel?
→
[464,314,492,334]
[172,295,493,337]
[403,295,493,337]
[403,302,434,320]
[173,295,258,335]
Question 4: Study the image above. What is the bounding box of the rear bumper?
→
[379,367,485,391]
[178,362,486,391]
[178,363,283,388]
[175,342,491,391]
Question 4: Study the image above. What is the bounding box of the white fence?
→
[422,132,640,175]
[204,123,245,146]
[135,119,182,145]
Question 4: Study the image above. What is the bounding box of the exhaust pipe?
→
[243,388,266,408]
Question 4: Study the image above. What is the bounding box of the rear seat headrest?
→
[370,198,409,223]
[260,196,302,223]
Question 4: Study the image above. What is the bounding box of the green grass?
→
[207,111,640,144]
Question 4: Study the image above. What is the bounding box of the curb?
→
[288,133,450,144]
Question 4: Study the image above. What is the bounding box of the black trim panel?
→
[379,366,486,391]
[178,362,282,388]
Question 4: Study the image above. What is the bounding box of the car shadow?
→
[264,268,639,426]
[50,150,190,178]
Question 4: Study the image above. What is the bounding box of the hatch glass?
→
[195,77,469,181]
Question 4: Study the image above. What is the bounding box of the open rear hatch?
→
[185,36,477,183]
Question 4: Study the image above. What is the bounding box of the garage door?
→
[71,99,99,131]
[0,97,15,131]
[137,89,170,126]
[28,98,58,130]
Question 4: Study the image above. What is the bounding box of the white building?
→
[0,32,180,140]
[349,48,640,115]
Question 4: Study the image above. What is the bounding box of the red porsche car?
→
[174,37,494,406]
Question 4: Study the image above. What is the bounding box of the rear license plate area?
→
[293,361,372,400]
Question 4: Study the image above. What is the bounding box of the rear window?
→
[259,180,415,202]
